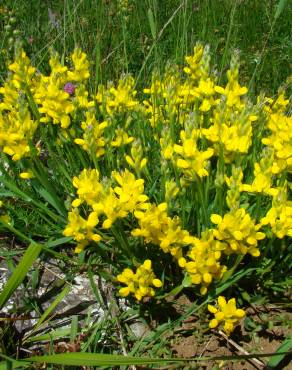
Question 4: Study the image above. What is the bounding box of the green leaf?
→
[0,360,29,370]
[182,274,192,288]
[147,8,156,39]
[25,328,72,343]
[267,336,292,368]
[274,0,288,20]
[0,243,42,309]
[37,187,66,217]
[25,351,292,367]
[215,267,256,296]
[46,236,72,248]
[29,284,70,334]
[70,315,79,342]
[26,353,182,366]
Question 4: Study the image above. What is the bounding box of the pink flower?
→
[64,82,75,95]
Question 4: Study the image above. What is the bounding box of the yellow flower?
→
[34,79,74,128]
[0,79,19,111]
[183,44,209,81]
[178,230,227,295]
[214,62,247,110]
[91,170,149,229]
[260,188,292,238]
[174,129,214,179]
[112,169,149,213]
[96,76,139,116]
[208,296,245,336]
[72,169,102,207]
[242,149,279,196]
[20,170,34,179]
[111,128,134,147]
[117,260,163,301]
[132,203,190,259]
[261,113,292,173]
[63,209,101,253]
[202,108,256,162]
[211,209,265,257]
[74,85,95,109]
[0,107,38,161]
[74,111,107,157]
[8,49,36,89]
[125,140,147,174]
[67,48,90,82]
[225,167,244,210]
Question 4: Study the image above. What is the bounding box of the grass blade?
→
[274,0,288,20]
[30,284,71,333]
[25,328,72,343]
[0,243,42,309]
[147,8,156,40]
[267,336,292,368]
[25,351,292,367]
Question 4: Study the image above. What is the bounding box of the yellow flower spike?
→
[184,44,209,81]
[125,139,148,173]
[0,107,38,161]
[117,260,162,301]
[111,128,134,147]
[63,209,102,253]
[75,112,107,157]
[8,49,36,88]
[211,209,265,256]
[208,296,246,336]
[260,187,292,238]
[132,203,190,259]
[112,169,149,214]
[96,75,139,116]
[67,48,90,82]
[179,232,227,294]
[174,128,214,180]
[72,169,102,207]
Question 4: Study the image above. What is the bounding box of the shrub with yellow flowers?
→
[0,42,290,341]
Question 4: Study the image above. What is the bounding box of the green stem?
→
[197,177,209,230]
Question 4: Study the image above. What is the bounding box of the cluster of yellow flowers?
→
[178,231,227,295]
[117,259,163,301]
[0,48,92,161]
[208,296,246,335]
[96,75,139,116]
[0,50,37,161]
[0,44,290,334]
[63,168,149,252]
[174,128,214,180]
[211,209,265,257]
[74,111,108,158]
[34,49,91,128]
[132,203,191,259]
[260,188,292,238]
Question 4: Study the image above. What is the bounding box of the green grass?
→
[1,0,291,93]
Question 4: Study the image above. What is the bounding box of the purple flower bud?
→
[64,82,75,95]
